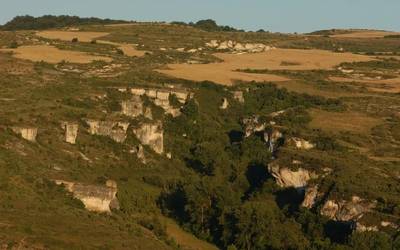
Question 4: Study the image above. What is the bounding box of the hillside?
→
[0,17,399,249]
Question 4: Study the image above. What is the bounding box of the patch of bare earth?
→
[157,49,373,86]
[308,109,382,134]
[330,76,400,93]
[332,31,400,38]
[36,31,109,42]
[0,45,112,64]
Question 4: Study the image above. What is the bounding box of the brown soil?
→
[0,45,112,64]
[36,31,109,42]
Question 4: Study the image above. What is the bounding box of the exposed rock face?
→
[242,116,266,137]
[55,180,119,213]
[232,91,245,103]
[85,120,129,143]
[132,121,164,154]
[61,122,78,144]
[302,185,319,208]
[121,96,143,117]
[220,98,229,109]
[320,196,376,222]
[130,87,190,117]
[268,163,315,189]
[264,129,284,153]
[206,40,274,53]
[288,137,315,150]
[11,127,38,142]
[356,223,378,232]
[144,107,153,119]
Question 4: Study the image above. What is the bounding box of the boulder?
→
[61,122,79,144]
[220,98,229,109]
[55,180,119,213]
[288,137,315,150]
[264,129,283,153]
[232,91,245,103]
[132,121,164,154]
[11,127,38,142]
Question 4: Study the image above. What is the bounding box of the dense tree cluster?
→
[0,15,127,31]
[172,19,244,32]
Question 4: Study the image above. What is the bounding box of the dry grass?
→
[97,40,146,57]
[36,31,109,42]
[308,109,382,134]
[157,49,373,85]
[0,45,112,64]
[332,31,400,38]
[330,76,400,93]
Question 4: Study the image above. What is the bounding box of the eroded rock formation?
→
[206,40,274,53]
[132,121,164,154]
[85,120,129,143]
[121,96,143,118]
[11,127,38,142]
[301,185,319,208]
[320,196,376,222]
[55,179,119,213]
[288,137,315,150]
[232,91,245,103]
[268,163,316,189]
[61,122,78,144]
[220,98,229,109]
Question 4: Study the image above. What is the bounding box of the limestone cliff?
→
[55,179,119,213]
[132,121,164,154]
[268,163,316,189]
[11,127,38,142]
[320,196,376,222]
[85,120,129,143]
[61,122,78,144]
[302,185,319,208]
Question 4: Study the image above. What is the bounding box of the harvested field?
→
[36,31,109,42]
[330,76,400,93]
[0,45,112,64]
[36,30,146,57]
[308,109,382,134]
[157,49,373,85]
[97,40,146,57]
[332,31,400,38]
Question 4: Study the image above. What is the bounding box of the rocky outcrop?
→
[130,87,191,117]
[232,91,244,103]
[320,196,376,222]
[242,116,266,137]
[61,122,78,144]
[55,179,119,213]
[264,129,284,153]
[85,120,129,143]
[130,144,146,164]
[268,163,316,189]
[11,127,38,142]
[220,98,229,109]
[302,185,319,208]
[206,40,275,53]
[121,96,143,118]
[356,223,378,232]
[288,137,315,150]
[132,121,164,154]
